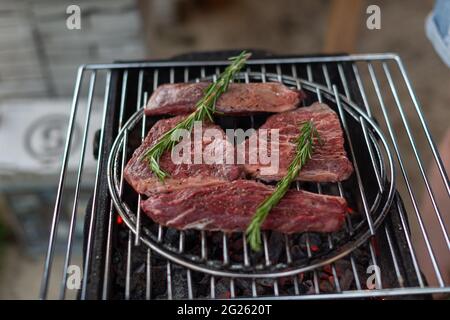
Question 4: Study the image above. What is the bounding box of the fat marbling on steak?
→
[145,82,305,116]
[124,116,243,195]
[141,179,348,233]
[244,102,354,182]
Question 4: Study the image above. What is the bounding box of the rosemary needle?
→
[141,51,251,180]
[246,120,322,252]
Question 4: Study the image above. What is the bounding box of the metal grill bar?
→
[146,249,152,300]
[230,279,236,298]
[125,230,132,300]
[395,199,424,287]
[40,53,449,300]
[327,235,342,292]
[167,262,173,299]
[102,70,129,299]
[252,279,257,297]
[81,53,405,69]
[262,230,271,267]
[210,277,215,299]
[222,234,229,265]
[187,270,193,299]
[305,231,320,294]
[368,240,383,289]
[81,71,112,299]
[384,225,404,287]
[134,70,145,246]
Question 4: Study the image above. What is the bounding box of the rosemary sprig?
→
[141,51,251,180]
[246,120,322,251]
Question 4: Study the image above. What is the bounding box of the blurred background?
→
[0,0,448,299]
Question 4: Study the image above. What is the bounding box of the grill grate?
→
[40,53,450,299]
[107,72,395,280]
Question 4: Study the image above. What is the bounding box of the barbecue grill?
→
[40,51,450,299]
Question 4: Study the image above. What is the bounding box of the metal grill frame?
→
[40,53,450,299]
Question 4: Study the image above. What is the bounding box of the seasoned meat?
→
[243,103,354,182]
[141,179,348,233]
[145,82,305,116]
[124,116,243,195]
